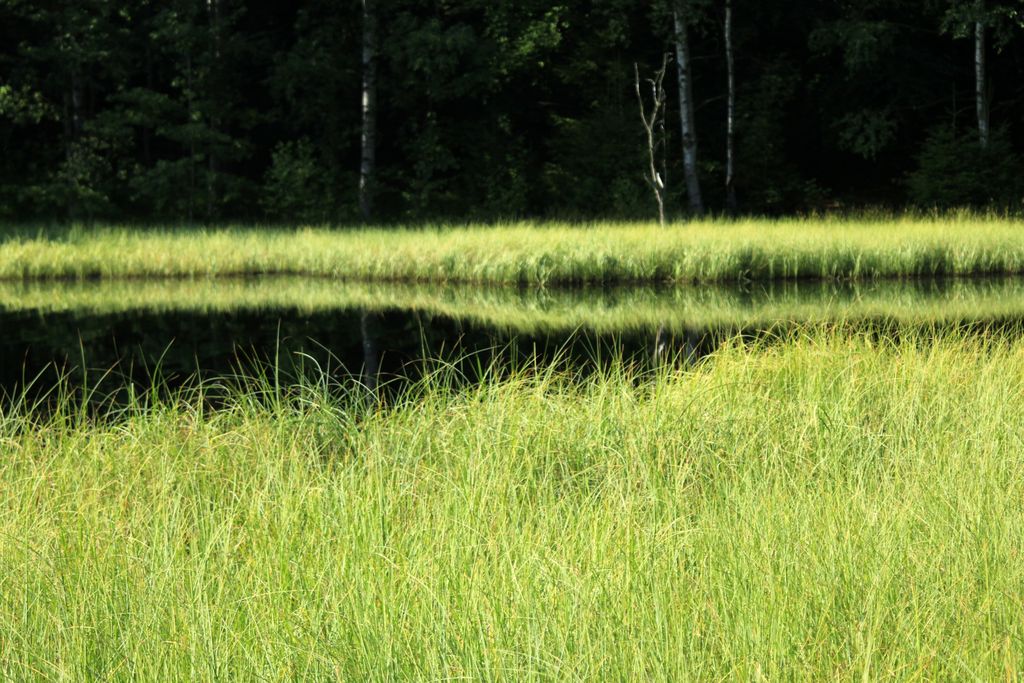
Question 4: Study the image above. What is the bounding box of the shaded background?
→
[2,0,1024,222]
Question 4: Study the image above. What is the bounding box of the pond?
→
[3,275,1024,401]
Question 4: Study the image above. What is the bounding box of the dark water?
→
[4,276,1024,403]
[0,306,710,403]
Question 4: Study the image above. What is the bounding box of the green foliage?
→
[835,108,898,160]
[544,107,648,218]
[261,139,329,222]
[2,0,1024,218]
[54,136,118,217]
[733,61,817,210]
[809,18,898,72]
[127,159,201,218]
[0,84,55,124]
[941,0,1024,47]
[907,126,1023,208]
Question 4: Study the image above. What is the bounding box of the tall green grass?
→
[2,329,1024,679]
[3,214,1024,284]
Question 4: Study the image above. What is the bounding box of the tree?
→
[975,8,989,147]
[0,1,132,218]
[907,124,1021,206]
[634,55,670,226]
[359,0,378,220]
[724,0,736,211]
[942,0,1024,149]
[268,0,362,220]
[673,1,704,215]
[5,0,1024,220]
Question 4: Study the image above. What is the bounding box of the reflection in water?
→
[653,324,668,365]
[6,275,1024,332]
[0,306,699,402]
[360,310,381,395]
[3,275,1024,400]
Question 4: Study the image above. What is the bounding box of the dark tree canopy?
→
[2,0,1024,222]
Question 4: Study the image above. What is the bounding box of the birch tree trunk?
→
[359,0,378,221]
[673,5,704,215]
[724,0,737,212]
[975,16,989,148]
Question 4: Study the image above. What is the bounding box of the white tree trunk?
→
[673,6,704,215]
[975,18,989,148]
[359,0,378,220]
[724,0,737,212]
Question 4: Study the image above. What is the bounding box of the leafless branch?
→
[635,54,670,227]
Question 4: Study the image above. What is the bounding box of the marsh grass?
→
[2,328,1024,679]
[3,214,1024,284]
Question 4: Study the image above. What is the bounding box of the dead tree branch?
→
[635,54,670,227]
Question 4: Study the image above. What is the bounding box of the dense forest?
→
[2,0,1024,222]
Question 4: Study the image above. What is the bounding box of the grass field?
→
[3,330,1024,679]
[3,214,1024,284]
[5,276,1024,333]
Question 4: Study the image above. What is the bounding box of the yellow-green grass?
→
[3,214,1024,284]
[3,330,1024,679]
[5,275,1024,333]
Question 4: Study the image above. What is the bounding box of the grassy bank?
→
[3,331,1024,679]
[5,275,1024,333]
[3,214,1024,284]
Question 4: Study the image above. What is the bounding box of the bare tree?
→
[634,55,670,227]
[975,6,989,148]
[359,0,378,220]
[673,3,704,215]
[724,0,737,211]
